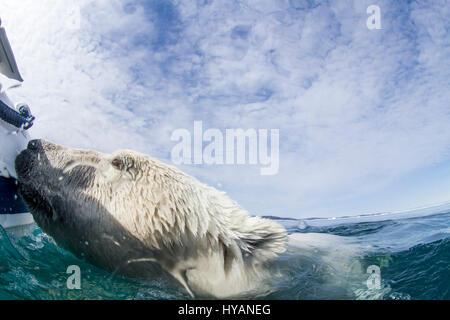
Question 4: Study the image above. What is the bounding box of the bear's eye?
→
[111,158,124,171]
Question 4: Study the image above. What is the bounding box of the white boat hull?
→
[0,88,34,229]
[0,116,33,228]
[0,212,33,228]
[0,19,34,229]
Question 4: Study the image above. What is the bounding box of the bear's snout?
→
[15,139,48,182]
[27,139,42,152]
[15,147,36,181]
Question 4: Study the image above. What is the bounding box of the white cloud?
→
[1,0,449,218]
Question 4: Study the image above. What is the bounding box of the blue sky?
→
[0,0,449,218]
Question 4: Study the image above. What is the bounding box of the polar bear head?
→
[15,139,287,297]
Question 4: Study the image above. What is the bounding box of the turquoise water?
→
[0,207,449,300]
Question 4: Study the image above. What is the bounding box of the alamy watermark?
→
[66,265,81,290]
[366,265,381,290]
[66,7,82,31]
[367,5,382,30]
[170,121,279,175]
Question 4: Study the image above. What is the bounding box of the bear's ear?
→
[232,216,287,264]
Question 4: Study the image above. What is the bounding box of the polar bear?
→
[15,139,288,297]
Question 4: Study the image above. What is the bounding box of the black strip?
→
[0,300,446,318]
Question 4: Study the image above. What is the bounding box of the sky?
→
[0,0,449,218]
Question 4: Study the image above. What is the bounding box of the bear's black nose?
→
[27,139,41,152]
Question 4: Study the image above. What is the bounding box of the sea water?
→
[0,206,449,300]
